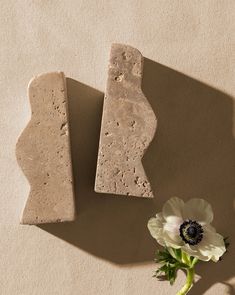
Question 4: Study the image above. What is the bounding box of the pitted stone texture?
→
[16,72,76,224]
[95,44,157,198]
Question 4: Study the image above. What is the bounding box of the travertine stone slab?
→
[95,44,157,198]
[16,72,76,224]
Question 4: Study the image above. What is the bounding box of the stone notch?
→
[16,72,76,224]
[95,44,157,198]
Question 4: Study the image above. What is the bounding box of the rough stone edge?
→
[94,43,157,198]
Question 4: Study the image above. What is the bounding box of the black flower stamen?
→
[179,220,203,245]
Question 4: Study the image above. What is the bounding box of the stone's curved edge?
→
[16,72,76,224]
[95,44,157,198]
[27,71,64,88]
[111,43,143,60]
[20,215,76,225]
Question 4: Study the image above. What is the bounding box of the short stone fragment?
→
[95,44,157,198]
[16,72,76,224]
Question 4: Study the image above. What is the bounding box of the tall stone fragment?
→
[16,72,76,224]
[95,44,157,198]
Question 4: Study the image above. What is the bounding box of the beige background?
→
[0,1,235,294]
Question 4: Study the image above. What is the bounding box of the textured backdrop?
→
[0,1,234,294]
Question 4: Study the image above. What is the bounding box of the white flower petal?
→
[182,198,214,225]
[164,221,181,236]
[198,225,226,262]
[147,213,165,247]
[182,244,210,261]
[162,197,184,224]
[162,231,183,249]
[163,222,183,246]
[204,224,216,232]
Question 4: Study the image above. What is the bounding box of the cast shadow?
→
[39,60,235,293]
[142,59,235,294]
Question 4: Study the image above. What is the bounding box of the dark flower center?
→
[179,220,203,245]
[187,226,197,238]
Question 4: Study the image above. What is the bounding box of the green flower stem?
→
[181,251,190,265]
[191,257,198,267]
[176,267,195,295]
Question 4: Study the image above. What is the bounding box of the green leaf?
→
[153,247,195,286]
[153,248,184,285]
[174,249,182,261]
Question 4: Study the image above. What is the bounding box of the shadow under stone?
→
[38,60,235,294]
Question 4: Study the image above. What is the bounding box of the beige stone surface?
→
[16,72,76,224]
[95,44,157,197]
[0,1,235,295]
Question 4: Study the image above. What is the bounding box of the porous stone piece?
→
[16,72,76,224]
[95,44,157,198]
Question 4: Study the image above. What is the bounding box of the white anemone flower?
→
[148,197,226,262]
